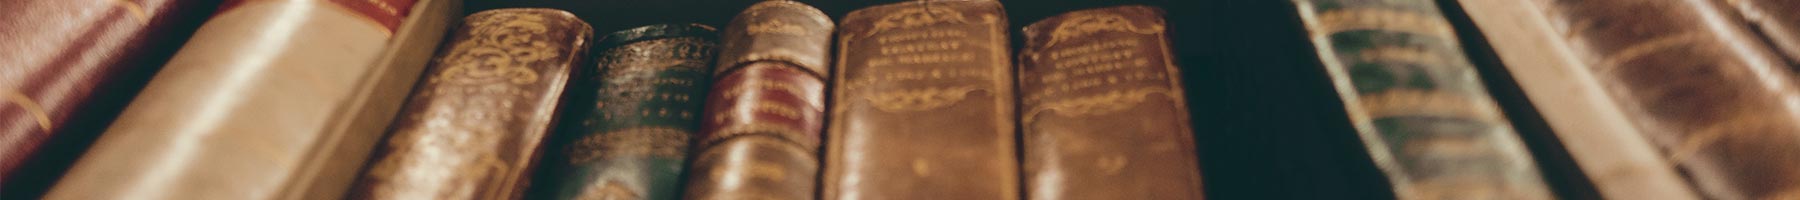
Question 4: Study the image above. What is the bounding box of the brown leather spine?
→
[1017,5,1203,200]
[347,8,591,200]
[684,2,832,199]
[824,0,1019,199]
[1534,0,1800,198]
[1728,0,1800,64]
[0,0,213,195]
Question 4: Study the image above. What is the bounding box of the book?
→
[1527,0,1800,199]
[1451,0,1700,198]
[1016,5,1204,199]
[823,0,1019,199]
[40,0,456,198]
[682,1,832,200]
[346,8,591,200]
[1727,0,1800,64]
[538,24,717,200]
[1290,0,1554,198]
[0,0,214,196]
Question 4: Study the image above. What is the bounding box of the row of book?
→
[4,0,1800,200]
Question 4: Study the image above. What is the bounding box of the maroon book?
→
[0,0,215,197]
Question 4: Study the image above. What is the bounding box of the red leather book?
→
[682,1,832,200]
[0,0,214,197]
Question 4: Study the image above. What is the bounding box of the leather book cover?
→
[823,0,1019,199]
[1452,0,1700,199]
[40,0,456,198]
[347,8,591,200]
[538,24,717,200]
[1017,5,1202,200]
[0,0,214,196]
[1291,0,1553,199]
[1531,0,1800,199]
[683,1,832,200]
[1727,0,1800,64]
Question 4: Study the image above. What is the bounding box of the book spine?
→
[1533,0,1800,198]
[347,8,590,200]
[1728,0,1800,64]
[42,0,420,199]
[824,1,1018,199]
[0,0,214,196]
[682,1,831,200]
[1291,0,1553,199]
[1452,0,1701,198]
[1016,5,1203,200]
[542,24,717,200]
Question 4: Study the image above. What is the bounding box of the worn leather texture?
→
[1016,5,1203,200]
[683,1,831,200]
[1292,0,1554,199]
[347,8,590,200]
[823,0,1019,199]
[0,0,214,196]
[539,24,717,200]
[1452,0,1701,199]
[40,0,453,198]
[1729,0,1800,64]
[1533,0,1800,199]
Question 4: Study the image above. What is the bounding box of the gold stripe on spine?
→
[1359,46,1451,67]
[111,0,150,24]
[1357,90,1499,122]
[1316,7,1453,36]
[699,123,813,149]
[2,89,52,132]
[1594,31,1706,71]
[566,127,691,163]
[1021,88,1172,123]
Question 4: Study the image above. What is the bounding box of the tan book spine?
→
[42,0,456,199]
[1531,0,1800,199]
[824,0,1018,199]
[1453,0,1699,199]
[1016,5,1204,200]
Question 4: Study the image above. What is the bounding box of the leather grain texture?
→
[823,1,1019,199]
[0,0,214,196]
[1532,0,1800,199]
[347,8,591,200]
[1017,5,1203,200]
[1292,0,1554,199]
[40,0,451,198]
[539,24,717,200]
[683,1,831,200]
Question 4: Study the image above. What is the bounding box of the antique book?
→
[823,0,1019,199]
[681,1,832,200]
[1528,0,1800,199]
[538,24,717,200]
[41,0,459,198]
[0,0,213,196]
[1727,0,1800,63]
[1290,0,1554,199]
[1016,5,1204,200]
[347,8,590,200]
[1452,0,1700,199]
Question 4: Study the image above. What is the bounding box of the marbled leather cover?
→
[0,0,213,196]
[541,24,717,200]
[684,1,831,200]
[1534,0,1800,198]
[823,0,1020,199]
[1017,5,1203,200]
[1292,0,1554,199]
[347,8,591,200]
[40,0,452,198]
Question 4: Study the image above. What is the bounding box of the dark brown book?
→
[0,0,214,196]
[824,0,1019,199]
[1016,5,1203,200]
[1532,0,1800,199]
[1728,0,1800,64]
[347,8,591,200]
[683,1,832,200]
